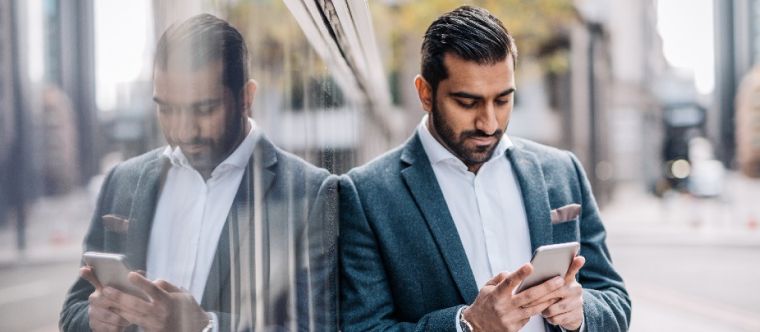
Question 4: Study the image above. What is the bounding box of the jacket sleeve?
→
[567,152,632,332]
[339,175,462,332]
[59,167,118,332]
[298,173,340,331]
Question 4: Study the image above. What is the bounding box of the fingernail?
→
[553,277,564,286]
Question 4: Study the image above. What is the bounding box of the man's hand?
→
[101,272,209,332]
[80,267,130,332]
[530,256,586,331]
[462,264,566,332]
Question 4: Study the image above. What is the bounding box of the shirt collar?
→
[162,118,260,172]
[416,115,513,169]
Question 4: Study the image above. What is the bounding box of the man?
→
[340,6,630,332]
[60,14,337,332]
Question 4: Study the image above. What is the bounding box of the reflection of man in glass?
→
[61,14,336,332]
[340,6,630,332]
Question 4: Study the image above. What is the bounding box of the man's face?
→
[427,53,515,169]
[153,60,244,173]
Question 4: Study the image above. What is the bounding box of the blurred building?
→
[570,0,677,200]
[0,0,16,228]
[0,0,97,248]
[735,65,760,177]
[715,0,760,169]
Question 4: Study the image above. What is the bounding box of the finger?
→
[525,289,563,308]
[486,271,509,286]
[81,266,102,290]
[542,295,582,319]
[545,309,583,330]
[102,287,153,317]
[128,271,167,302]
[90,305,130,327]
[154,279,182,293]
[495,263,533,294]
[513,276,565,307]
[114,305,159,331]
[518,298,556,319]
[90,291,125,311]
[89,318,121,332]
[564,256,586,283]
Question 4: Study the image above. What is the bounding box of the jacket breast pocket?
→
[551,217,580,243]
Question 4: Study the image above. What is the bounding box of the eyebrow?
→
[448,88,516,100]
[152,97,223,108]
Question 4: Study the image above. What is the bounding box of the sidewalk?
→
[0,188,94,269]
[602,171,760,247]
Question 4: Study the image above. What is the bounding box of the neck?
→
[425,116,484,174]
[197,118,252,182]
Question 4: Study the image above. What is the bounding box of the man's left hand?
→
[527,256,586,331]
[102,272,209,332]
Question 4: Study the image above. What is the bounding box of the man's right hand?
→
[462,264,565,332]
[80,267,130,332]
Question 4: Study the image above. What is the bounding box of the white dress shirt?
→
[416,116,546,332]
[146,118,259,305]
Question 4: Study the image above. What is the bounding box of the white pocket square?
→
[102,214,130,233]
[550,204,581,224]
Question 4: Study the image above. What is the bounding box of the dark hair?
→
[420,6,517,93]
[154,14,249,100]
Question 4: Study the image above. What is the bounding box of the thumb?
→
[565,256,586,283]
[486,271,511,286]
[154,279,183,293]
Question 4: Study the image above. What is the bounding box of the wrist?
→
[200,312,213,332]
[459,305,476,332]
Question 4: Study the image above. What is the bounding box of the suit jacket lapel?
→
[202,135,278,313]
[125,156,169,270]
[507,143,552,251]
[400,134,479,303]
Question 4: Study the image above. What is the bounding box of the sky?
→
[94,0,153,111]
[656,0,715,95]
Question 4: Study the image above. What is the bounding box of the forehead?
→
[153,60,224,104]
[439,53,515,95]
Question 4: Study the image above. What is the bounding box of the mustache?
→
[461,129,503,139]
[176,138,213,145]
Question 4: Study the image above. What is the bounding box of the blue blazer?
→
[60,135,338,331]
[339,134,631,331]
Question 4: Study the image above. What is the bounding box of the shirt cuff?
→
[206,312,219,332]
[455,306,466,332]
[559,317,585,332]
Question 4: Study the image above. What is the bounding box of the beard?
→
[183,111,246,173]
[430,101,505,167]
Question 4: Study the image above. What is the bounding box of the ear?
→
[414,75,434,114]
[243,79,258,117]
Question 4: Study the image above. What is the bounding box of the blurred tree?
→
[371,0,576,73]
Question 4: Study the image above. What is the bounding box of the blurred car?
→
[661,102,706,192]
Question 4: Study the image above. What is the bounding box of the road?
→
[608,241,760,332]
[0,260,79,332]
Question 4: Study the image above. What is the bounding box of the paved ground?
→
[603,173,760,332]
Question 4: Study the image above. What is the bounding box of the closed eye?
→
[495,98,510,106]
[455,99,478,109]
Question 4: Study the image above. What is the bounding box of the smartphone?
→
[514,242,580,293]
[83,251,149,301]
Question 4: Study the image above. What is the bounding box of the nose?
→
[474,103,499,135]
[171,111,199,143]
